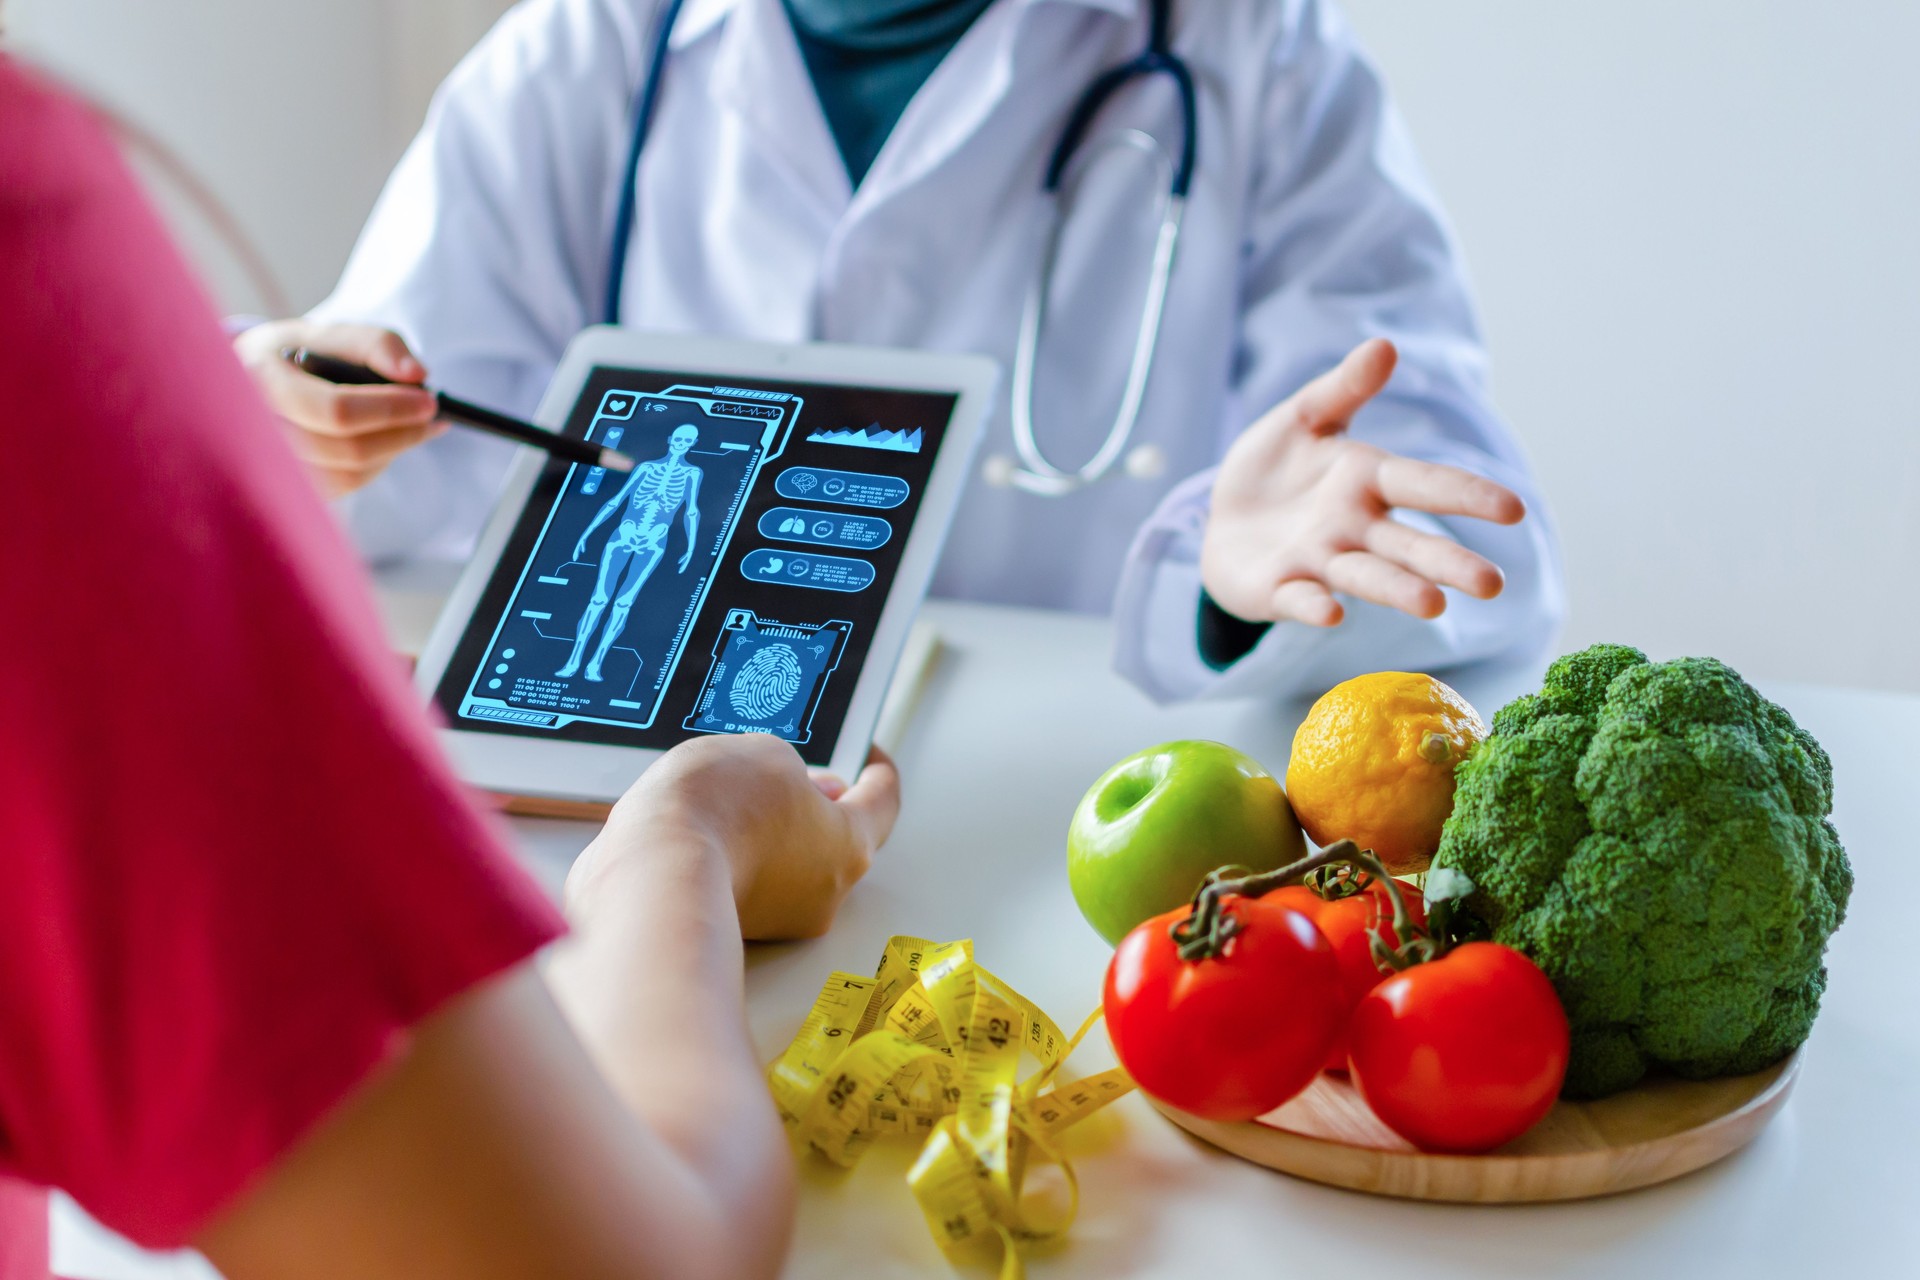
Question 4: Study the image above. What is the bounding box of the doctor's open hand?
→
[1202,339,1526,628]
[568,734,900,942]
[235,320,445,499]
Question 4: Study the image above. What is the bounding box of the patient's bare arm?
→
[196,737,899,1280]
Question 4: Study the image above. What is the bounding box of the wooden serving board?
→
[1149,1050,1800,1203]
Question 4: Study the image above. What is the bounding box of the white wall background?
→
[6,0,515,310]
[1340,0,1920,693]
[9,0,1918,692]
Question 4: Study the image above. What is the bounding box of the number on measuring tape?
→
[769,937,1137,1279]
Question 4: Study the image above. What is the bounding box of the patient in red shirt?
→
[0,59,896,1280]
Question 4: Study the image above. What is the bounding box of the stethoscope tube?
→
[993,0,1196,495]
[1007,130,1184,495]
[604,0,690,326]
[1042,3,1196,200]
[606,0,1196,498]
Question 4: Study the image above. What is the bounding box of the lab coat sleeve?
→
[309,0,655,564]
[1112,0,1566,703]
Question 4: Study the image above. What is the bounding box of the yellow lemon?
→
[1285,672,1488,874]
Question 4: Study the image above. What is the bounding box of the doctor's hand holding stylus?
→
[235,319,445,499]
[1202,338,1525,628]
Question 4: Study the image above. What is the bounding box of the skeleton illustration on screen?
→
[557,423,704,681]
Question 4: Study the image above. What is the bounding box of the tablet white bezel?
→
[412,327,997,804]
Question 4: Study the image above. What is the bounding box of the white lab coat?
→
[316,0,1565,702]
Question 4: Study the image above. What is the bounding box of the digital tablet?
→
[413,328,998,804]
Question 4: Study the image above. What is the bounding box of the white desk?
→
[58,595,1920,1280]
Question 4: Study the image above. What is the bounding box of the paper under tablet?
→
[412,328,995,804]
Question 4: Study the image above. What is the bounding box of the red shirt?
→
[0,62,564,1276]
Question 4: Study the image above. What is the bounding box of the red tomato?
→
[1270,880,1427,1072]
[1104,895,1346,1121]
[1346,942,1570,1153]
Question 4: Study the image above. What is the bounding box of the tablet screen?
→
[431,366,958,765]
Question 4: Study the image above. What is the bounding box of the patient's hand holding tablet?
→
[414,329,996,804]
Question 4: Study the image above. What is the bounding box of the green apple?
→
[1067,740,1306,944]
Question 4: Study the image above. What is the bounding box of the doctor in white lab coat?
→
[238,0,1565,702]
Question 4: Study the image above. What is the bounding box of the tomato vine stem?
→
[1168,839,1439,968]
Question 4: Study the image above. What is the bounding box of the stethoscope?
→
[604,0,1197,498]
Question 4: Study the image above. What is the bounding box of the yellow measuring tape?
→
[768,936,1134,1278]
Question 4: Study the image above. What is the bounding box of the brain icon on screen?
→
[729,644,805,721]
[790,473,819,494]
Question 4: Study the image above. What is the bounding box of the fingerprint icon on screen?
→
[729,644,804,720]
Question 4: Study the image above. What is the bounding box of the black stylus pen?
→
[283,348,638,474]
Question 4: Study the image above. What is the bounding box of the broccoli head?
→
[1432,643,1852,1098]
